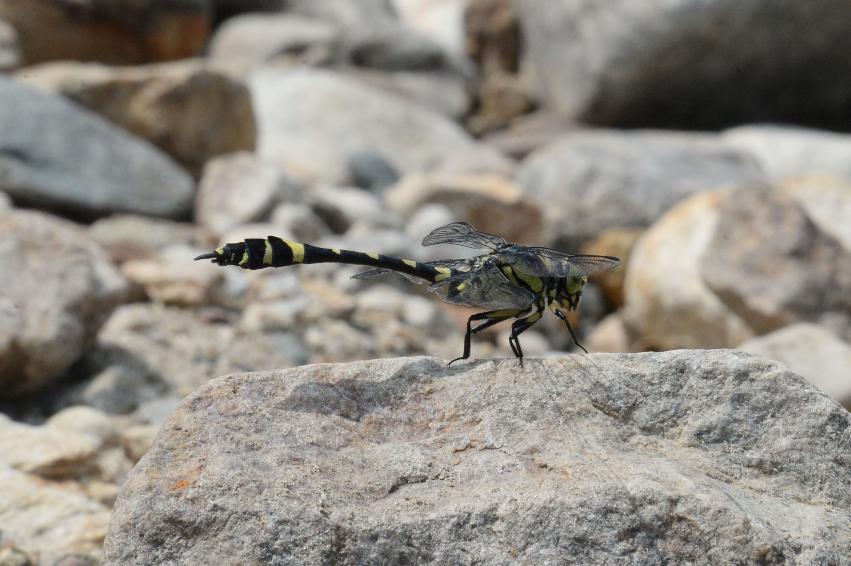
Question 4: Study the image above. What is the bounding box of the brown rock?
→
[17,60,255,175]
[581,228,642,308]
[0,0,209,65]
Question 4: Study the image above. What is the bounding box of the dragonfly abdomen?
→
[194,236,453,283]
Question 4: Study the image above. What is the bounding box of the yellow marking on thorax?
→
[331,248,341,255]
[456,282,467,291]
[526,311,542,323]
[500,265,519,284]
[403,259,417,268]
[285,240,305,263]
[367,252,380,260]
[263,240,273,265]
[434,266,452,281]
[515,270,543,293]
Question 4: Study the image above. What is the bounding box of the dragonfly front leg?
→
[449,309,522,366]
[553,309,588,353]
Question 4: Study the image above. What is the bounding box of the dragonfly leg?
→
[554,309,588,354]
[508,309,544,365]
[448,309,520,366]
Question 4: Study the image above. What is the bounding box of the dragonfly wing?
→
[421,222,507,250]
[428,262,535,310]
[498,246,620,278]
[352,258,476,283]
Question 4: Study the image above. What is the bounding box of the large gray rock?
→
[104,352,851,564]
[250,67,498,185]
[740,323,851,410]
[515,0,851,129]
[0,210,128,398]
[517,129,766,247]
[0,76,194,219]
[17,60,256,176]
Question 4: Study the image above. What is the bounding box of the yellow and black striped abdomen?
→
[195,236,453,283]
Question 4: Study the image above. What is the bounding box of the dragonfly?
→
[195,222,620,364]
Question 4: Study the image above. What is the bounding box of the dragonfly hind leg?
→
[448,309,523,366]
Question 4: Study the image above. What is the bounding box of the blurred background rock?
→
[0,0,850,562]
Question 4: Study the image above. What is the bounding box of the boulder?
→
[517,129,766,247]
[0,77,194,220]
[249,68,499,185]
[701,186,851,338]
[723,125,851,182]
[515,0,851,129]
[623,186,851,350]
[0,211,128,398]
[195,152,300,235]
[740,323,851,410]
[105,352,851,564]
[0,0,209,65]
[17,60,256,176]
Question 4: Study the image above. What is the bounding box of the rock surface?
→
[250,67,498,185]
[517,130,766,247]
[0,77,194,220]
[740,323,851,410]
[105,352,851,564]
[515,0,851,129]
[17,60,256,176]
[0,211,128,398]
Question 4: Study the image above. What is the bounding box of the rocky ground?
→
[0,1,850,564]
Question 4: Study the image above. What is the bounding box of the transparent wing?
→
[428,262,535,310]
[351,258,476,283]
[421,222,507,251]
[495,246,621,278]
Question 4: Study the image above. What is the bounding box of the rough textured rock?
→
[105,352,851,564]
[517,130,766,247]
[17,60,256,176]
[624,186,851,350]
[0,211,128,398]
[250,68,498,185]
[0,77,194,220]
[740,323,851,410]
[515,0,851,129]
[208,13,337,66]
[195,152,300,235]
[0,19,21,71]
[723,125,851,181]
[0,0,209,65]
